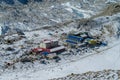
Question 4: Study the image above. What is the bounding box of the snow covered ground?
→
[0,13,120,80]
[0,1,120,80]
[62,2,94,18]
[0,39,120,80]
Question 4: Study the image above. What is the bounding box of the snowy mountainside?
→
[0,0,120,35]
[0,0,120,80]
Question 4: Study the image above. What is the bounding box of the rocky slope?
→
[51,70,120,80]
[0,1,120,80]
[0,0,120,35]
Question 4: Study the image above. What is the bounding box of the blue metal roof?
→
[66,40,77,44]
[67,35,83,41]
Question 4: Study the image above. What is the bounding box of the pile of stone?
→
[51,70,120,80]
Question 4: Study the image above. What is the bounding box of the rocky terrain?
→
[0,0,120,80]
[51,70,120,80]
[0,0,120,33]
